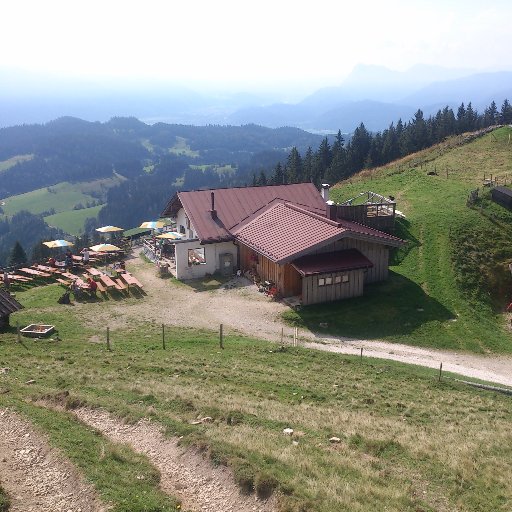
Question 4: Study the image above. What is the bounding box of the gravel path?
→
[85,255,512,387]
[73,407,275,512]
[0,408,107,512]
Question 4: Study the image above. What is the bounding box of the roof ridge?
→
[284,202,341,227]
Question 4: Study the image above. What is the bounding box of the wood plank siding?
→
[305,238,389,283]
[302,269,364,305]
[239,243,301,295]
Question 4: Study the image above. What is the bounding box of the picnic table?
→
[8,274,32,282]
[87,267,103,277]
[35,264,61,274]
[98,273,117,289]
[19,267,52,278]
[120,272,144,289]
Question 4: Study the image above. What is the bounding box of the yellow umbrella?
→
[90,243,122,270]
[96,225,123,233]
[90,243,121,252]
[140,221,165,229]
[43,239,74,248]
[156,232,182,239]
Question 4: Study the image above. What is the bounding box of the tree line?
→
[256,99,512,187]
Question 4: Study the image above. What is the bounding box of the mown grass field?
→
[1,283,511,511]
[1,175,124,217]
[284,127,512,353]
[44,205,103,235]
[0,154,33,173]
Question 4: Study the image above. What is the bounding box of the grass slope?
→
[1,284,511,511]
[1,175,124,216]
[0,154,33,173]
[284,127,512,353]
[44,205,103,235]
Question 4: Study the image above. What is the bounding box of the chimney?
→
[210,191,217,219]
[326,201,337,220]
[321,183,330,202]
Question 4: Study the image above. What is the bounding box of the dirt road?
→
[85,256,512,387]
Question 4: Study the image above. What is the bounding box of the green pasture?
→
[1,282,511,511]
[168,136,199,157]
[284,126,512,353]
[1,176,123,217]
[0,154,33,173]
[44,205,103,235]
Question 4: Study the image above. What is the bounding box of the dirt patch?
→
[0,408,107,512]
[73,407,276,512]
[75,255,512,387]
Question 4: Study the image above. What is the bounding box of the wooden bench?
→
[120,272,144,289]
[56,278,71,286]
[113,278,127,291]
[95,281,107,293]
[98,274,117,289]
[19,267,52,278]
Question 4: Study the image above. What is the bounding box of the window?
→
[342,275,349,283]
[188,247,206,266]
[325,277,333,285]
[334,276,342,284]
[318,278,325,286]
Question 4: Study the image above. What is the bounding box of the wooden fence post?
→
[162,323,165,350]
[438,362,443,382]
[280,327,284,345]
[219,324,224,350]
[360,347,363,361]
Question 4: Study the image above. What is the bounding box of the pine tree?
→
[256,171,267,186]
[30,240,51,263]
[270,162,285,185]
[285,147,302,184]
[8,241,27,266]
[501,99,512,124]
[302,147,313,182]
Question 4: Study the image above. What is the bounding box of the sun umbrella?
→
[96,225,123,233]
[139,221,165,229]
[156,232,182,239]
[90,243,122,252]
[43,239,74,248]
[90,243,122,270]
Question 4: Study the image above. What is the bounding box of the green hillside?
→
[44,205,103,235]
[284,127,512,353]
[2,282,512,512]
[1,176,123,217]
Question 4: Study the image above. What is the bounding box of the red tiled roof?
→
[233,202,403,264]
[160,183,327,243]
[292,249,374,276]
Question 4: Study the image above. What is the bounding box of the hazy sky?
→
[2,0,511,94]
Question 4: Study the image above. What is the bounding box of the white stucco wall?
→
[176,209,196,239]
[175,240,238,280]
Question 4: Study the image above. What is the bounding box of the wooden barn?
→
[0,289,23,329]
[161,183,405,305]
[491,186,512,210]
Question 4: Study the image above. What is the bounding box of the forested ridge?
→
[0,97,511,266]
[260,100,512,186]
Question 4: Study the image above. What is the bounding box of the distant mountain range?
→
[1,64,511,132]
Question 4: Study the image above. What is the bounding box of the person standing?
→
[65,250,73,269]
[3,270,10,291]
[82,248,90,265]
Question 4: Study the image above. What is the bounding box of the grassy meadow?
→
[284,126,512,353]
[44,205,103,235]
[1,283,511,511]
[0,154,33,173]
